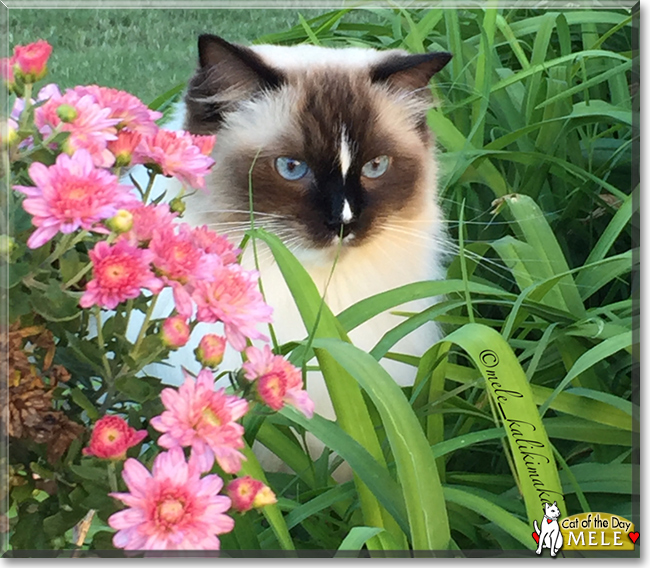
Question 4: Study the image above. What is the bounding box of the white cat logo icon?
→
[533,501,564,557]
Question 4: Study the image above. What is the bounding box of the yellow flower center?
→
[158,498,185,525]
[201,407,222,427]
[65,185,87,200]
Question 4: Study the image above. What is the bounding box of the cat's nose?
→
[326,198,355,228]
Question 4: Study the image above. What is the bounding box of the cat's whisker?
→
[197,208,292,220]
[380,222,438,241]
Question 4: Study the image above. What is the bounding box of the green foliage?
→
[5,6,635,555]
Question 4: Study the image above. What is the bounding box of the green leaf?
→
[115,375,155,403]
[443,486,533,549]
[311,338,451,550]
[500,194,585,318]
[3,263,30,289]
[336,527,385,552]
[539,331,633,416]
[69,464,109,484]
[338,280,513,333]
[148,81,186,112]
[559,463,632,495]
[281,406,409,536]
[284,483,356,530]
[570,100,632,126]
[584,190,635,265]
[70,387,99,420]
[29,280,81,322]
[442,323,566,526]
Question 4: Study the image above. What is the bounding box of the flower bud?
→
[56,103,78,123]
[194,334,226,368]
[105,209,134,234]
[108,130,141,167]
[226,476,264,513]
[252,485,277,508]
[161,315,190,349]
[0,122,18,148]
[169,197,186,216]
[0,235,16,259]
[13,40,52,83]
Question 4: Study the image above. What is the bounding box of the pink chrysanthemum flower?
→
[192,264,273,352]
[243,345,314,418]
[35,90,120,167]
[134,129,214,189]
[14,149,136,248]
[122,203,176,245]
[107,130,142,166]
[161,315,191,349]
[191,225,240,265]
[13,40,52,82]
[150,369,249,474]
[83,415,147,460]
[149,224,220,318]
[109,447,234,550]
[80,240,163,310]
[72,85,162,134]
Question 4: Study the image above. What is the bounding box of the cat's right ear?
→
[197,34,284,91]
[185,35,285,134]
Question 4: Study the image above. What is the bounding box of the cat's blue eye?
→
[361,155,390,178]
[275,157,310,180]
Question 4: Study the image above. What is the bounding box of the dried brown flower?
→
[3,321,84,463]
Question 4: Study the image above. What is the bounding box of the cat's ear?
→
[197,34,284,92]
[370,51,452,91]
[185,35,285,134]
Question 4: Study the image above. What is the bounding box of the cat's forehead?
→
[250,44,402,72]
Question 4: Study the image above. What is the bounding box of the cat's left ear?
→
[370,51,452,91]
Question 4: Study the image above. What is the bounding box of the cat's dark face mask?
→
[184,35,451,252]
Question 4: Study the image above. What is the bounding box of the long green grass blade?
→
[443,486,532,549]
[539,331,633,416]
[442,323,566,525]
[312,338,451,550]
[336,527,385,552]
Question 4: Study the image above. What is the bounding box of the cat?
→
[144,34,451,469]
[533,502,564,557]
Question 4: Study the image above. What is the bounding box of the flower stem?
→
[15,124,64,161]
[41,230,86,268]
[131,294,159,358]
[62,233,115,290]
[107,461,119,493]
[94,306,113,380]
[123,298,134,337]
[142,170,157,204]
[63,262,92,289]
